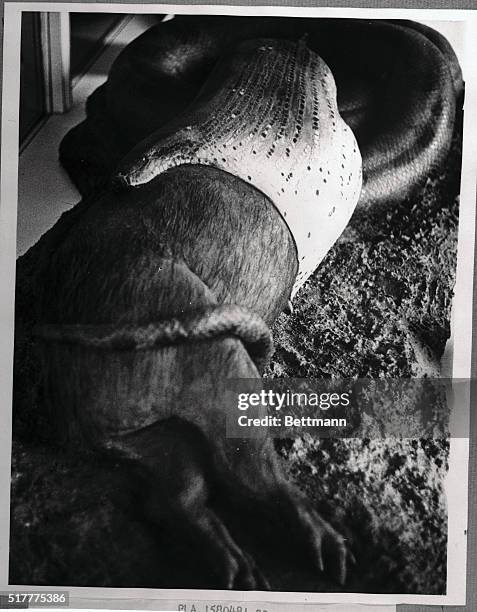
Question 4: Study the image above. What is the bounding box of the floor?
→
[17,14,159,257]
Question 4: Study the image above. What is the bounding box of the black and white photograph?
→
[1,4,475,608]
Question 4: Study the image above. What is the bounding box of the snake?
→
[60,16,463,299]
[14,18,464,588]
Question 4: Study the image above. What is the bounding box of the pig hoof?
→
[217,538,269,590]
[184,508,270,590]
[303,506,352,585]
[282,495,353,585]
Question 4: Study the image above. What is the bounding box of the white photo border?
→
[1,3,476,607]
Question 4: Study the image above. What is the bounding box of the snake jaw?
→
[115,155,158,188]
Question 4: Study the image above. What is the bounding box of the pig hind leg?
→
[209,435,352,586]
[117,417,269,590]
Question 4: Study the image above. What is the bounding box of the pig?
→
[14,16,462,589]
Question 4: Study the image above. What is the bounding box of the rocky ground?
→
[9,110,462,594]
[264,122,462,593]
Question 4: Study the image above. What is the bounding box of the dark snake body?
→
[60,17,463,216]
